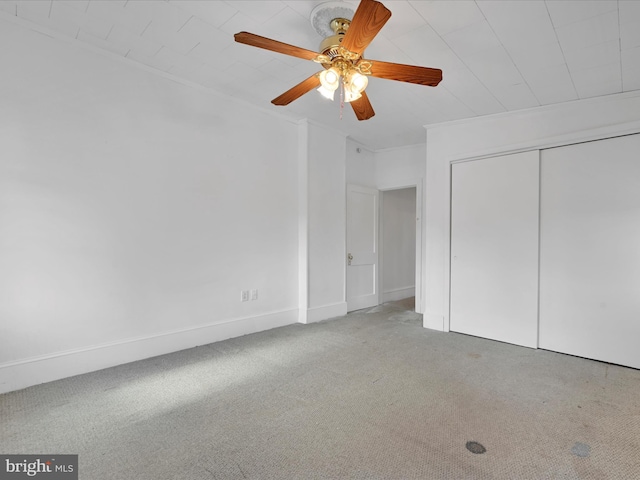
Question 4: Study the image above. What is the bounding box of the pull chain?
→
[339,79,344,120]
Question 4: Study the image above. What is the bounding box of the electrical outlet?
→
[250,289,258,301]
[241,290,249,302]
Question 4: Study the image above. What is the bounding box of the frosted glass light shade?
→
[319,68,340,91]
[317,85,335,100]
[350,72,368,93]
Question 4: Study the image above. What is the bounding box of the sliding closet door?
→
[539,134,640,369]
[450,151,539,348]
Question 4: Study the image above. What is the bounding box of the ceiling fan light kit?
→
[234,0,442,121]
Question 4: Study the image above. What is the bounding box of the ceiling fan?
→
[234,0,442,121]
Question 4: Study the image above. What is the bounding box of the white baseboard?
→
[382,286,415,303]
[423,314,445,331]
[299,302,348,324]
[0,309,298,394]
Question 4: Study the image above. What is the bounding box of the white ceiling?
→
[3,0,640,150]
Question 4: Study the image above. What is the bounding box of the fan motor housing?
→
[319,17,350,59]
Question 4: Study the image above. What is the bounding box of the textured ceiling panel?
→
[2,0,639,150]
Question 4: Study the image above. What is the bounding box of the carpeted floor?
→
[1,299,639,479]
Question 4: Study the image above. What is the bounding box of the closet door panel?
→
[450,151,539,348]
[539,134,640,368]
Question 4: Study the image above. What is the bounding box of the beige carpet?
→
[1,299,639,479]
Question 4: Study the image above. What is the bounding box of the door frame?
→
[378,181,423,313]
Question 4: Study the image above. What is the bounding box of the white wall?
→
[0,18,300,393]
[346,139,375,187]
[345,142,425,190]
[381,188,416,302]
[299,121,348,323]
[375,144,425,190]
[424,90,640,332]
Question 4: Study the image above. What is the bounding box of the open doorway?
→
[380,187,417,311]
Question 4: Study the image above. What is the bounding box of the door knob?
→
[347,253,353,265]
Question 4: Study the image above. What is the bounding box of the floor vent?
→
[466,441,486,454]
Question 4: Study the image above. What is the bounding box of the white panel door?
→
[540,134,640,369]
[347,184,379,312]
[450,151,539,348]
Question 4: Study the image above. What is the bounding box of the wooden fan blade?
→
[272,74,321,106]
[341,0,392,56]
[368,59,443,86]
[234,32,319,61]
[350,91,375,121]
